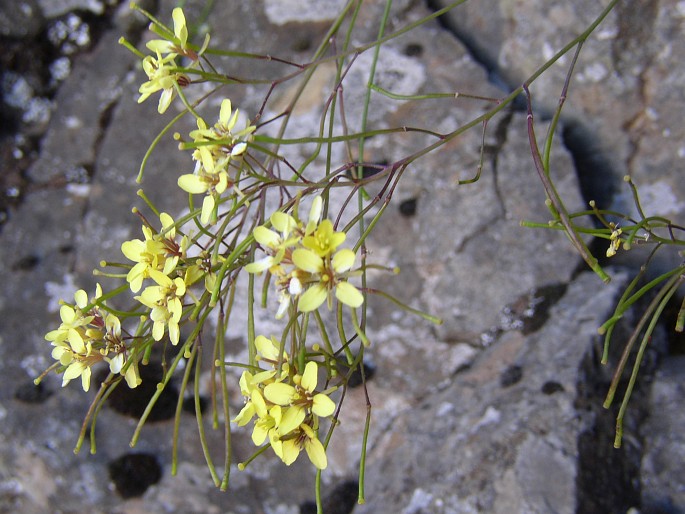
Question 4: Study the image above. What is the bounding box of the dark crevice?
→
[300,480,358,514]
[424,0,521,106]
[14,380,53,403]
[574,284,669,513]
[108,452,162,498]
[398,197,417,217]
[488,108,514,215]
[423,0,628,256]
[98,362,178,421]
[561,121,623,212]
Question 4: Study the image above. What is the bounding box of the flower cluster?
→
[233,336,336,469]
[45,286,141,392]
[121,211,199,345]
[606,224,622,258]
[246,196,364,317]
[177,99,256,225]
[43,6,378,481]
[134,7,209,113]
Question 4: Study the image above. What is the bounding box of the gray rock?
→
[37,0,108,19]
[641,356,685,513]
[0,0,681,512]
[355,270,634,514]
[0,0,43,38]
[430,0,685,225]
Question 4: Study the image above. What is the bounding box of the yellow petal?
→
[278,406,305,436]
[304,434,327,470]
[219,99,232,127]
[292,248,323,273]
[297,284,327,312]
[80,366,92,392]
[169,321,180,345]
[301,361,318,392]
[335,281,364,308]
[264,382,296,406]
[124,364,142,388]
[233,403,255,426]
[74,289,88,309]
[271,211,295,235]
[121,239,144,261]
[255,335,278,361]
[172,7,187,47]
[178,174,207,194]
[158,86,174,113]
[152,321,165,341]
[312,394,336,418]
[252,389,267,418]
[251,422,269,446]
[307,196,322,233]
[253,226,280,247]
[62,361,86,383]
[332,249,355,272]
[200,195,215,225]
[278,440,299,466]
[245,256,274,274]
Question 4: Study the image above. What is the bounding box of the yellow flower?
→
[293,248,364,312]
[606,226,622,258]
[178,169,229,225]
[177,101,255,225]
[189,99,255,160]
[50,318,105,392]
[302,219,346,257]
[121,212,183,292]
[135,269,187,344]
[279,422,328,469]
[138,50,188,114]
[145,7,189,56]
[45,289,93,345]
[101,314,142,389]
[245,211,300,274]
[263,361,336,419]
[233,373,269,427]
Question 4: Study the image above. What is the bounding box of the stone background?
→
[0,0,684,513]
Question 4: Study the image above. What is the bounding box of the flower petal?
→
[264,382,296,406]
[281,439,300,466]
[255,335,278,361]
[332,249,356,273]
[172,7,188,47]
[292,248,323,274]
[297,284,327,312]
[306,196,322,234]
[245,256,274,274]
[304,434,327,470]
[301,361,318,393]
[253,226,280,248]
[219,99,232,126]
[178,174,208,194]
[335,281,364,308]
[278,406,305,436]
[313,393,336,418]
[200,195,215,225]
[271,211,295,235]
[233,400,257,428]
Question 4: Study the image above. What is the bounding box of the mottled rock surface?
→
[0,1,683,513]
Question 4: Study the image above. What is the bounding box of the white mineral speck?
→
[22,98,52,125]
[64,115,82,129]
[404,488,433,514]
[45,274,79,312]
[50,57,71,82]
